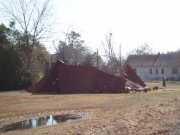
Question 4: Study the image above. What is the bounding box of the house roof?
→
[127,54,159,67]
[155,53,180,67]
[127,53,180,67]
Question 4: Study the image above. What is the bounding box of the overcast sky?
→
[50,0,180,56]
[2,0,180,56]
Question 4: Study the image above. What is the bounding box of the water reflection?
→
[0,114,82,132]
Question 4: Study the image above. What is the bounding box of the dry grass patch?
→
[0,83,180,134]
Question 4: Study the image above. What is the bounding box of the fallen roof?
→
[29,61,146,94]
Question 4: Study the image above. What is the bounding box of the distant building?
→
[127,53,180,81]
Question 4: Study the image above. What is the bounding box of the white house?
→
[127,53,180,81]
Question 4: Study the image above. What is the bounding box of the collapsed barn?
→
[30,61,146,94]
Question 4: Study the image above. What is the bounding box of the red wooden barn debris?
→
[30,61,127,93]
[122,64,146,90]
[30,61,146,94]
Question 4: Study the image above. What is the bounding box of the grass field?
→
[0,81,180,135]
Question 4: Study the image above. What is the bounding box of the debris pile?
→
[30,61,126,93]
[122,64,147,91]
[30,61,146,94]
[123,64,146,87]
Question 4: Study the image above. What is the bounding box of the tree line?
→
[55,31,125,75]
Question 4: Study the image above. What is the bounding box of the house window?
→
[161,68,164,74]
[149,68,152,74]
[172,68,178,74]
[156,69,159,74]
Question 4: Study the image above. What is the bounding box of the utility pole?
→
[96,49,99,68]
[119,44,122,68]
[119,44,122,76]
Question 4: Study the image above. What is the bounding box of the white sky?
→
[2,0,180,56]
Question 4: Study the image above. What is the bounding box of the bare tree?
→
[1,0,52,46]
[103,33,116,62]
[0,0,52,69]
[56,30,89,65]
[130,43,153,55]
[102,33,123,75]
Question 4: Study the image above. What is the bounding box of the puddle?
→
[0,114,82,133]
